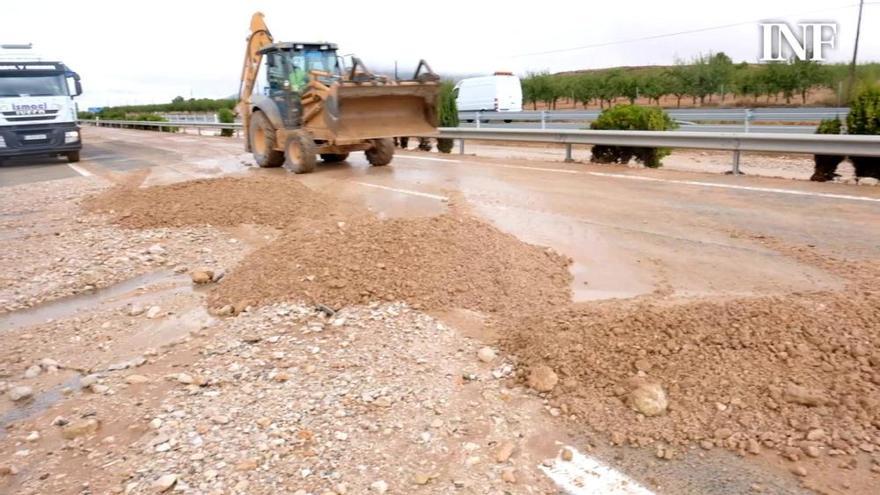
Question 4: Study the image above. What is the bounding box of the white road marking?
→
[67,163,93,177]
[584,171,880,203]
[353,181,448,201]
[396,154,462,163]
[401,157,880,203]
[540,446,655,495]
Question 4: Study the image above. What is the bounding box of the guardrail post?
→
[564,143,573,162]
[731,149,741,175]
[744,109,753,133]
[459,138,465,155]
[540,111,546,130]
[475,111,481,129]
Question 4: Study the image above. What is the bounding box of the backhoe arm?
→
[237,12,274,145]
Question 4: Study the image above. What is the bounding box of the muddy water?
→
[0,375,82,434]
[0,270,188,332]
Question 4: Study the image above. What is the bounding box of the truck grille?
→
[2,109,59,122]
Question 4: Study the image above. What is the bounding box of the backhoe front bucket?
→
[303,81,440,142]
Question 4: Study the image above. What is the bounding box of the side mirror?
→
[67,72,82,97]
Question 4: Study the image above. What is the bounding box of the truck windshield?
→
[0,74,68,97]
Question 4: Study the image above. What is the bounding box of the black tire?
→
[284,132,317,174]
[66,151,81,163]
[249,111,284,168]
[365,138,394,166]
[320,153,349,163]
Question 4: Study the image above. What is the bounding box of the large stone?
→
[478,347,497,363]
[527,365,558,392]
[782,384,828,407]
[8,386,33,402]
[152,474,177,492]
[628,380,668,417]
[190,268,214,285]
[62,418,100,439]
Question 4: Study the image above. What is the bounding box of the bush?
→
[811,118,845,182]
[217,108,235,137]
[437,81,458,153]
[846,85,880,179]
[128,113,178,133]
[589,104,677,168]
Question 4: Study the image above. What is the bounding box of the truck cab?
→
[0,44,83,164]
[258,42,341,128]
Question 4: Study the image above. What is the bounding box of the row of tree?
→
[79,97,236,120]
[523,54,880,109]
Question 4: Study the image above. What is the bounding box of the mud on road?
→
[1,145,879,495]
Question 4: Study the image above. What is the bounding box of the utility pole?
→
[394,60,398,81]
[846,0,865,101]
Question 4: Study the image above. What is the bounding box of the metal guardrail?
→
[82,119,880,175]
[81,118,242,136]
[458,107,850,134]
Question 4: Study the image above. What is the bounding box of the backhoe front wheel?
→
[284,133,317,174]
[365,138,394,166]
[249,111,284,168]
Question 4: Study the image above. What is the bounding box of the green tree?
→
[436,81,459,153]
[589,104,678,167]
[217,108,235,137]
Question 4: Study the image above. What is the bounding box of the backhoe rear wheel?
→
[320,153,349,163]
[284,132,317,174]
[249,111,284,168]
[365,138,394,166]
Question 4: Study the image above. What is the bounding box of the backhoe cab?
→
[238,13,440,173]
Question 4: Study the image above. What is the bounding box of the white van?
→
[454,74,522,114]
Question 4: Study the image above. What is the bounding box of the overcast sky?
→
[4,0,878,107]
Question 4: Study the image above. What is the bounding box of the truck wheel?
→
[320,153,349,163]
[66,151,81,163]
[284,133,317,174]
[365,138,394,166]
[249,111,284,167]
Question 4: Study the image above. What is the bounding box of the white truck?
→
[454,73,522,117]
[0,44,83,164]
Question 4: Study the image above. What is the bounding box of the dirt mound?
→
[210,213,572,314]
[501,244,880,465]
[84,175,347,228]
[86,176,572,315]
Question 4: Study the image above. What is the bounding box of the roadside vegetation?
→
[523,55,880,110]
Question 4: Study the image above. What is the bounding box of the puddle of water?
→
[0,374,82,434]
[0,270,187,332]
[471,202,654,302]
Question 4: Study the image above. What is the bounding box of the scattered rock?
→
[501,468,517,484]
[782,384,828,407]
[190,268,214,285]
[125,374,149,384]
[8,385,33,401]
[561,447,574,461]
[152,474,177,492]
[477,347,496,363]
[24,365,41,379]
[146,306,162,319]
[61,418,100,439]
[413,472,430,485]
[527,365,558,392]
[627,379,668,417]
[147,244,166,255]
[370,480,388,493]
[25,431,40,442]
[495,441,516,463]
[129,304,145,316]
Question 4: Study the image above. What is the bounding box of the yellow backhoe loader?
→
[237,12,440,173]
